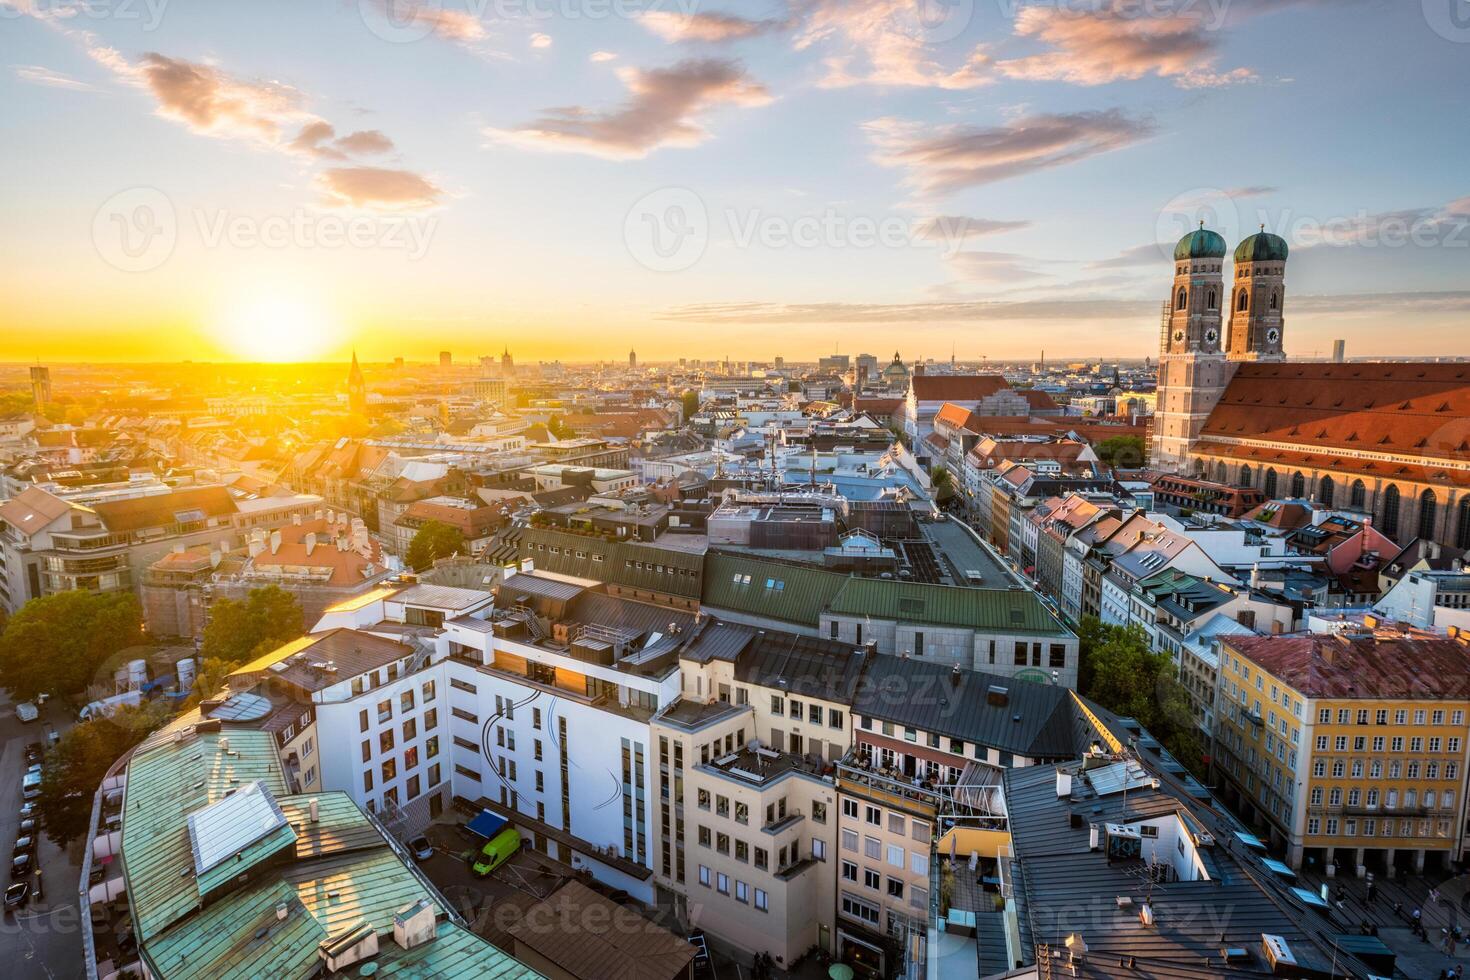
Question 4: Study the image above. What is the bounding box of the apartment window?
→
[533,707,541,730]
[864,868,880,890]
[755,847,769,870]
[716,873,729,895]
[865,805,881,826]
[377,699,392,723]
[717,833,730,855]
[698,826,711,847]
[452,707,478,723]
[887,877,905,899]
[363,771,373,792]
[451,678,477,694]
[754,888,768,912]
[812,802,826,824]
[735,840,748,863]
[842,799,858,819]
[359,709,369,733]
[829,708,843,729]
[771,695,784,715]
[382,759,396,782]
[864,836,882,860]
[841,830,858,853]
[402,718,417,741]
[698,865,711,887]
[400,689,415,713]
[422,679,435,702]
[361,740,372,763]
[888,813,905,835]
[735,881,749,904]
[425,736,438,759]
[886,844,905,868]
[379,730,395,754]
[841,893,877,924]
[841,860,858,882]
[813,839,827,862]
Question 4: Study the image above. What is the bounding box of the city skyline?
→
[4,0,1468,363]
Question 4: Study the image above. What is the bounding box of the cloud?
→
[529,32,553,49]
[1225,185,1277,198]
[134,53,311,144]
[915,215,1031,245]
[1087,243,1169,269]
[1292,198,1470,250]
[947,250,1049,283]
[640,10,787,43]
[13,64,94,91]
[360,0,487,44]
[796,0,994,90]
[486,58,771,159]
[590,51,618,62]
[317,166,442,210]
[289,122,397,159]
[866,109,1155,195]
[334,129,395,155]
[996,3,1260,89]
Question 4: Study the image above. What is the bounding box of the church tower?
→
[347,350,367,415]
[1226,227,1289,361]
[1151,225,1229,471]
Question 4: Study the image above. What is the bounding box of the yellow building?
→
[1213,624,1470,873]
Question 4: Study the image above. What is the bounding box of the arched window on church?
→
[1207,288,1218,310]
[1349,479,1366,509]
[1236,290,1248,312]
[1269,290,1280,311]
[1176,288,1187,311]
[1263,468,1279,498]
[1418,489,1438,542]
[1216,461,1228,483]
[1457,497,1470,550]
[1239,465,1252,487]
[1380,485,1402,540]
[1318,476,1335,509]
[1290,472,1305,498]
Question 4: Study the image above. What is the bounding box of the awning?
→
[1234,831,1267,850]
[1262,857,1296,878]
[465,808,509,841]
[1291,886,1331,909]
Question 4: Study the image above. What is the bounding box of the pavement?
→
[0,699,84,979]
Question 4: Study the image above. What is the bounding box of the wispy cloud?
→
[486,58,771,159]
[359,0,487,44]
[134,53,312,145]
[589,51,618,62]
[13,64,95,91]
[915,215,1032,243]
[640,10,789,43]
[317,166,442,210]
[797,0,993,90]
[529,32,553,49]
[866,109,1155,195]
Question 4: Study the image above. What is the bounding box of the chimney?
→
[305,532,317,557]
[309,798,320,823]
[393,899,436,950]
[1056,771,1072,798]
[292,511,302,526]
[269,530,282,555]
[1250,563,1261,589]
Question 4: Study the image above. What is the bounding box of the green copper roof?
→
[1173,227,1226,260]
[1234,230,1289,263]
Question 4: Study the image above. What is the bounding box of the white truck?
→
[15,702,38,724]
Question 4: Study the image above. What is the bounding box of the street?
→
[0,698,84,980]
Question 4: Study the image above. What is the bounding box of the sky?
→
[2,0,1468,364]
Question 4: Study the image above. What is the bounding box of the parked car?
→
[14,835,34,857]
[408,835,433,861]
[18,802,36,822]
[11,853,32,876]
[18,819,35,837]
[23,744,42,765]
[3,882,29,913]
[21,772,42,801]
[25,764,41,778]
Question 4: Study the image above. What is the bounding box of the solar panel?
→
[210,693,273,722]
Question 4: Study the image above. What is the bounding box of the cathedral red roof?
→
[909,374,1010,402]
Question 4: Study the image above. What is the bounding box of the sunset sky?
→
[3,0,1467,363]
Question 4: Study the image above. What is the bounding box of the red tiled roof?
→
[933,402,978,433]
[1223,632,1470,699]
[910,374,1010,402]
[1018,389,1059,412]
[92,486,238,533]
[1202,362,1470,468]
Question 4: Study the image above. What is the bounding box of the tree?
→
[0,591,143,701]
[1094,435,1146,469]
[546,414,577,439]
[37,702,169,846]
[200,585,304,669]
[1077,616,1204,775]
[930,465,955,503]
[680,390,700,423]
[406,520,466,571]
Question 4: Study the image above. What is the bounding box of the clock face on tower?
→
[1173,330,1185,343]
[1205,328,1218,345]
[1266,327,1281,344]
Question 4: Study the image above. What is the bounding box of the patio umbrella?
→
[829,965,855,980]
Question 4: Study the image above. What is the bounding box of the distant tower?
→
[501,347,515,379]
[347,351,367,415]
[1151,224,1229,472]
[439,350,452,370]
[629,348,637,370]
[29,365,51,413]
[1331,339,1346,363]
[1226,227,1289,362]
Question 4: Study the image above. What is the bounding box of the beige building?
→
[649,624,865,968]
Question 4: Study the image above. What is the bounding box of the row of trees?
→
[1076,616,1205,776]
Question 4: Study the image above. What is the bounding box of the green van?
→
[469,826,522,877]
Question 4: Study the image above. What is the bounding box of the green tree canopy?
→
[38,701,169,846]
[405,520,466,571]
[199,585,304,668]
[680,390,700,422]
[0,591,143,701]
[1094,435,1146,469]
[1077,616,1204,775]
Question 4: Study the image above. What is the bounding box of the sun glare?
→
[213,292,338,362]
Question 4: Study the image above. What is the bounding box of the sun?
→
[213,291,339,362]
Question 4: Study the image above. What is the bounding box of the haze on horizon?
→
[3,0,1467,364]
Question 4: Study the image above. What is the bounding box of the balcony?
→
[837,751,1006,826]
[698,744,834,790]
